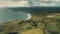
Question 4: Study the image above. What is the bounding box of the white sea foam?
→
[26,13,32,20]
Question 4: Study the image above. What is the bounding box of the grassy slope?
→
[0,13,60,34]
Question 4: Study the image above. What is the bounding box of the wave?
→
[26,13,32,20]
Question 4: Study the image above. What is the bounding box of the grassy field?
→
[20,28,43,34]
[0,13,60,34]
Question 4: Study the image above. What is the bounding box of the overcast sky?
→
[0,0,60,7]
[0,0,29,7]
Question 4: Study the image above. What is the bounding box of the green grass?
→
[0,13,60,34]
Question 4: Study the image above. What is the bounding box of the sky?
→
[0,0,29,7]
[0,0,60,7]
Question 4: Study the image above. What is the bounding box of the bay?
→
[0,8,28,23]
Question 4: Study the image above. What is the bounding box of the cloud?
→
[0,0,20,1]
[0,0,29,7]
[0,0,60,7]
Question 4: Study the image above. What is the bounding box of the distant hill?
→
[10,7,60,13]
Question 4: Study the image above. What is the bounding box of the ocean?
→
[0,8,31,23]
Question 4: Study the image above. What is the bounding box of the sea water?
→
[0,8,29,23]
